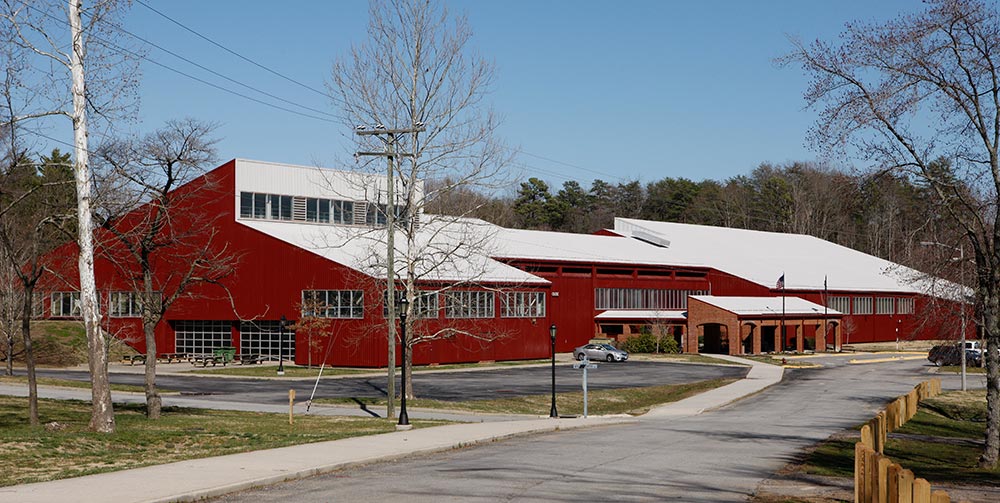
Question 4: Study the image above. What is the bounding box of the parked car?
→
[928,344,982,367]
[574,343,629,362]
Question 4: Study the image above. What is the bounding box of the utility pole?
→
[355,124,425,419]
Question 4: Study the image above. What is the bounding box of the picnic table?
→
[188,354,226,367]
[157,352,188,363]
[235,353,263,365]
[121,354,146,365]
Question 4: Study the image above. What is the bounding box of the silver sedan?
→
[574,343,629,362]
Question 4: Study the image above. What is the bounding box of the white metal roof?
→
[238,217,548,285]
[488,226,689,267]
[691,295,841,316]
[614,218,955,296]
[595,310,688,320]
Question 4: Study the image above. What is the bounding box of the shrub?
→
[621,332,681,354]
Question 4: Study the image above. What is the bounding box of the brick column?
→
[796,323,804,353]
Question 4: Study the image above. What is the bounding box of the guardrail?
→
[854,378,965,502]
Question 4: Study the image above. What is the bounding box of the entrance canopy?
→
[687,295,843,355]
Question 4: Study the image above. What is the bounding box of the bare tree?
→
[785,0,1000,466]
[94,118,234,419]
[330,0,512,403]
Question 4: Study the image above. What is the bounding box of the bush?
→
[620,332,681,354]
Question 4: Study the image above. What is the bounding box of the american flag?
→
[776,274,785,289]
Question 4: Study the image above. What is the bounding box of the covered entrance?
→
[685,295,843,356]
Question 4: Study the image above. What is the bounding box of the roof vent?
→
[631,230,671,248]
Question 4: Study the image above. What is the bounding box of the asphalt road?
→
[210,356,940,502]
[33,360,748,405]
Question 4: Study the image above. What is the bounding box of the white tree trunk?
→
[69,0,114,433]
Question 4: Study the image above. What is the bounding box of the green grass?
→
[637,353,747,365]
[190,359,553,377]
[938,365,986,374]
[0,395,447,487]
[801,390,1000,487]
[0,375,161,394]
[315,378,736,416]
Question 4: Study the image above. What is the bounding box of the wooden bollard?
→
[868,449,880,503]
[930,490,950,503]
[289,389,296,425]
[913,478,931,503]
[898,468,915,503]
[887,463,902,503]
[878,456,892,503]
[862,424,874,449]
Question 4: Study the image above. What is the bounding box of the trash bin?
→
[213,347,236,363]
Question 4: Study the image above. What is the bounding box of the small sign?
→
[573,362,597,369]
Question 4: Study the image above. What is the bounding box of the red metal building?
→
[35,159,970,365]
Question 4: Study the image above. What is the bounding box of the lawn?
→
[800,390,1000,487]
[0,396,446,487]
[314,378,736,416]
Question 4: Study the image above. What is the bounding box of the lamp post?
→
[397,294,410,428]
[549,324,558,418]
[277,315,286,376]
[920,241,968,391]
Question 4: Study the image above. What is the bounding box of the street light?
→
[920,241,968,391]
[277,315,287,376]
[549,324,558,418]
[397,294,410,428]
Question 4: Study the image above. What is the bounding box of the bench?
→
[121,354,146,365]
[157,352,188,363]
[188,354,226,367]
[235,353,263,365]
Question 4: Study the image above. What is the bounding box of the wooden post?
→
[856,442,870,503]
[877,457,892,503]
[861,424,874,449]
[887,463,902,503]
[898,469,914,503]
[912,478,931,503]
[289,389,296,425]
[930,490,950,503]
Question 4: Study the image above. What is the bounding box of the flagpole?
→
[824,275,828,352]
[781,273,786,352]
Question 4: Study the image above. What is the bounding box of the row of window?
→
[47,291,162,318]
[172,320,296,359]
[594,288,709,310]
[238,191,411,227]
[302,290,546,319]
[827,296,914,315]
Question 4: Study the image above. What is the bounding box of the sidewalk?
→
[1,355,782,503]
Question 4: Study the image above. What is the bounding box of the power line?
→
[23,3,343,125]
[134,0,338,104]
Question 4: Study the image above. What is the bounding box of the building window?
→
[269,194,292,220]
[383,291,439,319]
[302,290,364,318]
[174,320,232,355]
[501,291,545,318]
[109,291,162,318]
[853,296,873,315]
[828,296,850,314]
[897,297,914,314]
[333,200,354,224]
[306,198,319,222]
[876,297,894,315]
[239,321,295,360]
[51,292,81,317]
[445,291,495,319]
[594,288,707,310]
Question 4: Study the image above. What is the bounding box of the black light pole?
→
[397,295,410,427]
[549,324,558,418]
[277,315,286,376]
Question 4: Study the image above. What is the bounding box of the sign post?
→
[572,357,598,418]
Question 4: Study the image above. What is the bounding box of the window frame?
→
[445,291,495,319]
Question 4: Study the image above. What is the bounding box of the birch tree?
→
[330,0,512,403]
[1,0,138,432]
[785,0,1000,466]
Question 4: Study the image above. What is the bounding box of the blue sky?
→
[121,0,919,191]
